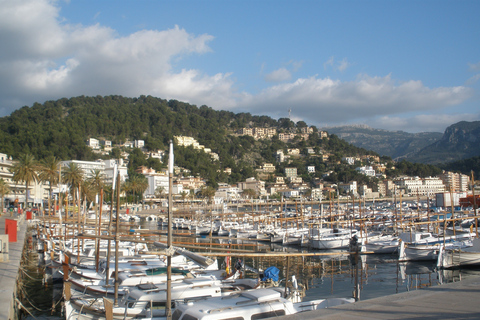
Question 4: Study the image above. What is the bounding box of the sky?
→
[1,0,479,133]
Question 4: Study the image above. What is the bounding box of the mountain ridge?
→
[324,125,443,161]
[324,121,480,165]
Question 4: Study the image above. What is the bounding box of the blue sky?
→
[1,0,479,132]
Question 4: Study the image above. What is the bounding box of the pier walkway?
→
[283,274,480,319]
[0,213,28,320]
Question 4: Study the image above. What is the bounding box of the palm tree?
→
[38,156,60,216]
[62,162,85,219]
[242,188,257,200]
[155,186,165,199]
[11,153,39,210]
[62,162,85,263]
[87,169,106,216]
[126,174,149,205]
[0,178,11,214]
[199,186,216,205]
[88,169,106,195]
[180,191,188,207]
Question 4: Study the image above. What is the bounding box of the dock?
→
[0,213,27,320]
[283,275,480,319]
[2,208,480,319]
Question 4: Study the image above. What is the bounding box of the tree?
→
[126,174,148,204]
[88,169,106,195]
[87,168,106,211]
[242,188,257,200]
[198,186,216,204]
[62,162,85,216]
[180,191,188,206]
[155,186,165,199]
[0,178,11,213]
[11,153,39,209]
[38,156,60,216]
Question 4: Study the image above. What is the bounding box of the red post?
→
[5,219,17,242]
[26,211,32,220]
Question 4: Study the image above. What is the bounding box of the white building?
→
[356,166,375,177]
[215,183,241,201]
[342,157,355,165]
[101,140,112,148]
[311,188,323,200]
[62,159,128,186]
[275,150,285,163]
[148,150,165,161]
[394,176,445,196]
[0,153,46,209]
[307,166,315,173]
[134,140,145,148]
[61,160,105,178]
[279,189,300,198]
[103,159,128,185]
[86,138,100,149]
[144,174,169,198]
[338,181,358,194]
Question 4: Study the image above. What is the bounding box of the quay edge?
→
[0,214,28,320]
[277,274,480,319]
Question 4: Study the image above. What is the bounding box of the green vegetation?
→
[441,157,480,180]
[0,95,457,193]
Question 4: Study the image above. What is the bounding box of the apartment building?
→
[394,176,445,196]
[284,167,298,178]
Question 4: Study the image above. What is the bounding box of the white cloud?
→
[0,0,230,115]
[236,74,473,129]
[337,58,349,72]
[466,74,480,85]
[323,56,350,72]
[468,62,480,72]
[264,68,292,82]
[323,56,334,69]
[0,0,475,135]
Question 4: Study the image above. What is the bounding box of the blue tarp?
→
[262,266,280,282]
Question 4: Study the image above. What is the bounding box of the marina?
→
[2,198,480,320]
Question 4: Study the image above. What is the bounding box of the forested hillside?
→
[0,95,442,188]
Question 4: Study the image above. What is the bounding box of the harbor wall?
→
[0,214,28,320]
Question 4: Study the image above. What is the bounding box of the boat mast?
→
[472,170,478,238]
[105,164,117,296]
[166,140,174,320]
[114,166,121,305]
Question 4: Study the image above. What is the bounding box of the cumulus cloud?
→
[469,62,480,72]
[0,0,235,115]
[264,68,292,82]
[236,74,473,130]
[0,0,474,134]
[324,56,350,72]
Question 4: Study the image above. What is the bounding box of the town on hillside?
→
[0,129,475,212]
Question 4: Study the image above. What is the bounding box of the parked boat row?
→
[33,218,355,320]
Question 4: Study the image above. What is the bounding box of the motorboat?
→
[172,287,354,320]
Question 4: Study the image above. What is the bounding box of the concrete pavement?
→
[0,213,28,320]
[282,275,480,319]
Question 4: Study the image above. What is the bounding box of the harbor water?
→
[21,217,480,319]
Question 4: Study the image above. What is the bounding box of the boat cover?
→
[262,266,279,282]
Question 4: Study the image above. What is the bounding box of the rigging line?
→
[15,297,38,320]
[18,286,53,313]
[19,267,43,281]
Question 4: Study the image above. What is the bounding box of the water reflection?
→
[23,219,480,319]
[150,220,480,303]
